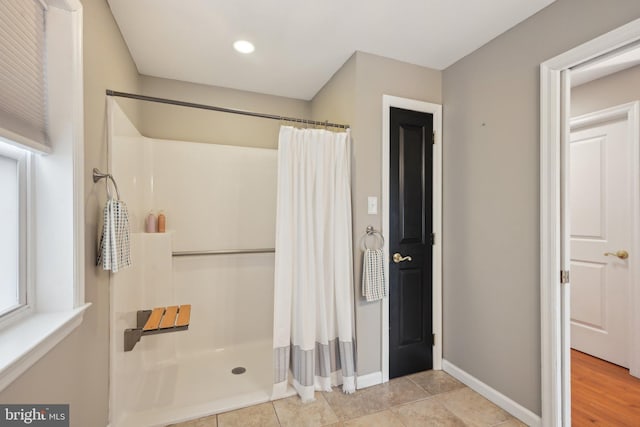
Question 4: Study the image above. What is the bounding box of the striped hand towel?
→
[362,248,385,302]
[97,199,131,272]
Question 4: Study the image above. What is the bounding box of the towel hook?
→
[93,168,121,200]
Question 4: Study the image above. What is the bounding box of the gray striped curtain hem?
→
[274,339,355,387]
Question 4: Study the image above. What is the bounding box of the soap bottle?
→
[145,211,157,233]
[157,211,166,233]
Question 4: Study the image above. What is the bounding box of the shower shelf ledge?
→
[124,304,191,352]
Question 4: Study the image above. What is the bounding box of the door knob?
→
[604,250,629,260]
[393,253,412,263]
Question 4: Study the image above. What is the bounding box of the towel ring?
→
[93,168,121,200]
[361,225,384,251]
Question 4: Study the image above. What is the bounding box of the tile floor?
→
[169,371,527,427]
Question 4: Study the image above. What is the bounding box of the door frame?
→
[540,17,640,427]
[570,102,640,372]
[381,95,442,382]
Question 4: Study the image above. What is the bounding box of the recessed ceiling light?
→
[233,40,255,54]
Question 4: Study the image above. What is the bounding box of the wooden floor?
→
[572,349,640,426]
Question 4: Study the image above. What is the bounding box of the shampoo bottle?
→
[145,212,157,233]
[157,211,166,233]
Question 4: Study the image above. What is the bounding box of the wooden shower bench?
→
[124,304,191,352]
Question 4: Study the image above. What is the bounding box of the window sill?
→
[0,303,91,392]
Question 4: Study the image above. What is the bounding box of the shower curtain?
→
[272,126,356,402]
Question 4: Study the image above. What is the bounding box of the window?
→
[0,0,87,392]
[0,0,42,325]
[0,142,28,318]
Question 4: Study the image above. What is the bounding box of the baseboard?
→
[442,359,541,427]
[356,371,382,389]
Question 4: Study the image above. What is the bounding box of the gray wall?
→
[0,0,141,425]
[442,0,640,415]
[572,64,640,117]
[140,75,310,149]
[352,52,441,375]
[312,51,442,375]
[311,53,356,129]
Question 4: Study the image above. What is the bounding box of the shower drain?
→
[231,367,246,375]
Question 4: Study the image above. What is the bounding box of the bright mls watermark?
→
[0,405,68,426]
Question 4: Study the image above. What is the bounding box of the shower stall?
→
[107,100,294,427]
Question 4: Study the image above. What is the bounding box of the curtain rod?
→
[106,90,350,129]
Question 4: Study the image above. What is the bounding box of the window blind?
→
[0,0,48,153]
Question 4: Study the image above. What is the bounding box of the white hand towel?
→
[362,248,385,302]
[97,199,131,272]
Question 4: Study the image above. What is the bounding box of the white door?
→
[570,111,632,368]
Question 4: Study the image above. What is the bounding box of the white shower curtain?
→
[272,126,356,402]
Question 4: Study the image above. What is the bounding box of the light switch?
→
[367,196,378,215]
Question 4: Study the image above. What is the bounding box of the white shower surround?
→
[107,101,292,427]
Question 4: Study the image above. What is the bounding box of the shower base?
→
[115,339,295,427]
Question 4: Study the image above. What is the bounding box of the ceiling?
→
[107,0,556,100]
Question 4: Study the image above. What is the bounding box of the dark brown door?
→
[389,106,433,378]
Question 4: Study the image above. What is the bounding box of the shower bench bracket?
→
[124,304,191,352]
